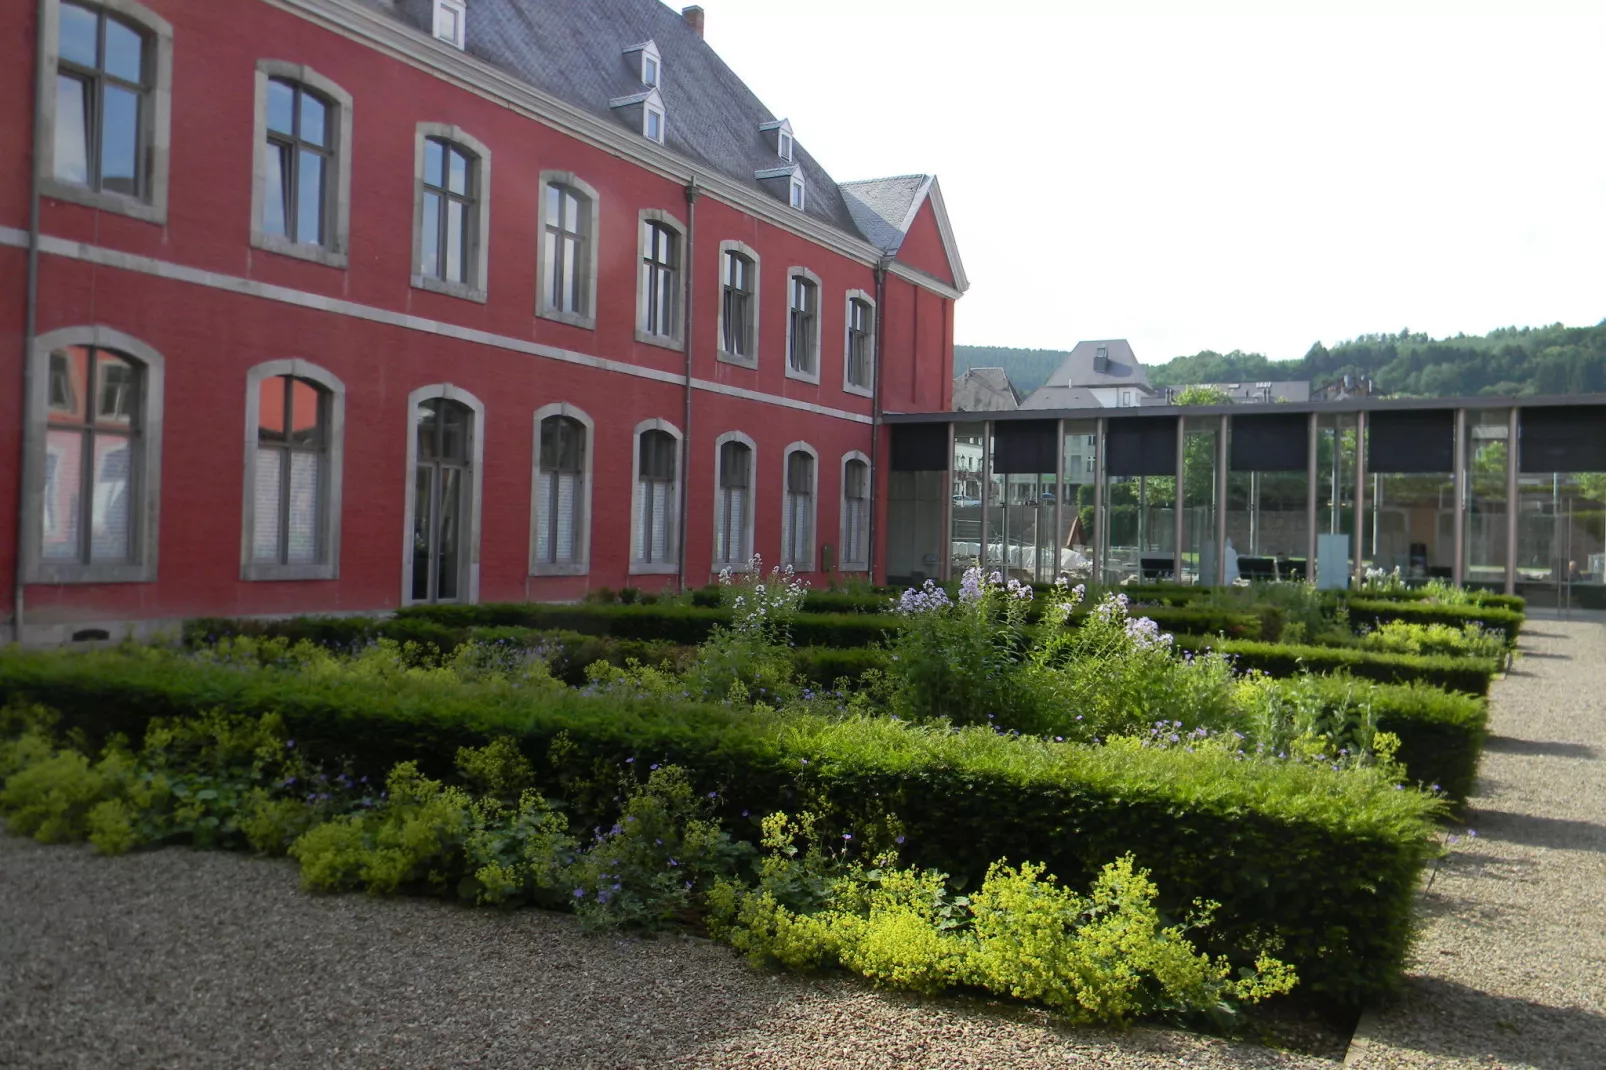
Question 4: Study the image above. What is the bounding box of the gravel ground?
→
[1345,618,1606,1070]
[0,837,1338,1070]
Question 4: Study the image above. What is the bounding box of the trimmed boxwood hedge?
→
[1179,636,1498,696]
[1343,599,1523,647]
[0,647,1439,1004]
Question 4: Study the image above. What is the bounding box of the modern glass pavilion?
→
[882,395,1606,608]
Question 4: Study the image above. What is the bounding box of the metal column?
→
[1215,414,1230,586]
[1452,408,1467,587]
[1306,412,1319,582]
[1093,417,1106,584]
[1353,410,1367,587]
[1505,407,1519,595]
[1052,419,1064,582]
[978,422,991,575]
[940,422,955,582]
[1173,415,1185,584]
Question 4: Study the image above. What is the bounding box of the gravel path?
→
[0,837,1337,1070]
[1345,618,1606,1070]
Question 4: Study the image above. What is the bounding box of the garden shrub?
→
[1345,600,1522,647]
[1180,636,1498,695]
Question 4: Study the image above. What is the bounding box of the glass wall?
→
[1099,416,1177,585]
[1463,410,1509,590]
[1314,413,1358,588]
[1181,417,1220,584]
[1516,472,1606,609]
[949,423,985,574]
[885,469,946,586]
[1059,420,1097,581]
[1225,413,1310,582]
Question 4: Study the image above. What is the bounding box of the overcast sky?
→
[703,0,1606,363]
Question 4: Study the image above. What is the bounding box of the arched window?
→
[252,61,352,268]
[633,422,681,572]
[844,290,876,395]
[638,213,684,343]
[242,361,344,580]
[41,0,174,223]
[841,454,870,571]
[538,173,599,328]
[718,242,759,366]
[532,405,593,574]
[410,394,477,603]
[782,444,817,570]
[714,434,755,569]
[786,268,820,382]
[414,124,491,300]
[27,327,164,583]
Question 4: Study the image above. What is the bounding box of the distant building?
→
[1314,375,1386,401]
[1145,380,1311,405]
[952,367,1021,412]
[1021,340,1155,409]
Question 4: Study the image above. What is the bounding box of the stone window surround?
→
[842,288,877,398]
[411,121,492,303]
[635,208,686,351]
[780,440,819,573]
[535,171,601,331]
[712,429,757,573]
[839,449,871,571]
[716,240,761,369]
[783,266,822,385]
[629,417,683,576]
[400,383,485,605]
[529,401,594,576]
[34,0,174,225]
[239,359,346,582]
[250,59,354,270]
[23,324,165,584]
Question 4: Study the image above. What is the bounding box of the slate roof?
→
[370,0,873,239]
[1018,385,1107,411]
[952,367,1021,412]
[839,175,932,255]
[1020,340,1153,409]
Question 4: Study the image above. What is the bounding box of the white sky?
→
[703,0,1606,363]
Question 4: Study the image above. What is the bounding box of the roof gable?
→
[839,174,968,291]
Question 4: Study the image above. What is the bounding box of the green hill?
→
[958,321,1606,400]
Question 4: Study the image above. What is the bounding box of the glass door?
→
[411,397,472,603]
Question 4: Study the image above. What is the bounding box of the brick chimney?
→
[682,5,704,38]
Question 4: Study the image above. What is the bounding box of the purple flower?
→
[626,757,635,764]
[285,740,296,749]
[895,835,905,845]
[842,833,852,841]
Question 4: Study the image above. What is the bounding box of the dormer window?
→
[627,40,662,88]
[778,131,793,161]
[760,118,794,162]
[644,54,659,87]
[645,104,664,144]
[610,85,665,144]
[790,176,805,210]
[433,0,465,48]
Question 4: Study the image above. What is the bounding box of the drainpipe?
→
[15,0,48,645]
[677,177,699,592]
[865,258,888,583]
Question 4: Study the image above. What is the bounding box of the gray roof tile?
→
[839,174,932,254]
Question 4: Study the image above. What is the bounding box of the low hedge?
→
[1181,636,1498,696]
[1343,599,1523,647]
[0,647,1439,1004]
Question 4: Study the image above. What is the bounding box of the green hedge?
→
[1343,599,1524,646]
[1182,636,1497,696]
[0,647,1438,1003]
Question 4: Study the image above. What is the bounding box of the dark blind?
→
[1230,413,1308,472]
[889,423,949,472]
[1521,406,1606,474]
[992,420,1058,474]
[1105,417,1177,477]
[1368,410,1454,473]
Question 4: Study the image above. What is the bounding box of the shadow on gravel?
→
[1482,736,1599,760]
[1517,650,1572,661]
[1375,976,1606,1070]
[1474,811,1606,854]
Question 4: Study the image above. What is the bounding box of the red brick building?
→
[1,0,967,643]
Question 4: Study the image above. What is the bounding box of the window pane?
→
[542,230,557,307]
[95,353,137,426]
[447,148,469,196]
[440,402,469,462]
[299,92,328,147]
[287,450,320,564]
[420,190,440,277]
[555,472,577,562]
[424,138,444,188]
[411,466,433,600]
[564,191,580,232]
[437,467,461,599]
[99,84,140,196]
[53,75,90,185]
[264,143,290,237]
[416,400,439,460]
[545,183,561,222]
[253,447,282,562]
[48,348,89,423]
[288,379,323,446]
[535,471,553,562]
[103,17,144,84]
[90,434,132,561]
[43,429,84,560]
[446,199,465,283]
[646,110,661,141]
[563,237,579,312]
[296,149,324,244]
[267,79,295,136]
[58,4,97,67]
[256,377,287,441]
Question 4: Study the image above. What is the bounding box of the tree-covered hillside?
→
[957,321,1606,400]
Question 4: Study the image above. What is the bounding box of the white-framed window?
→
[645,104,664,144]
[25,326,165,584]
[777,130,793,161]
[840,452,870,571]
[713,432,756,570]
[531,403,593,575]
[433,0,465,47]
[251,61,353,269]
[717,241,760,366]
[413,123,491,301]
[537,171,600,329]
[781,443,818,571]
[637,210,685,347]
[632,419,682,574]
[785,267,821,382]
[843,289,876,396]
[242,361,345,581]
[404,385,484,605]
[789,176,806,210]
